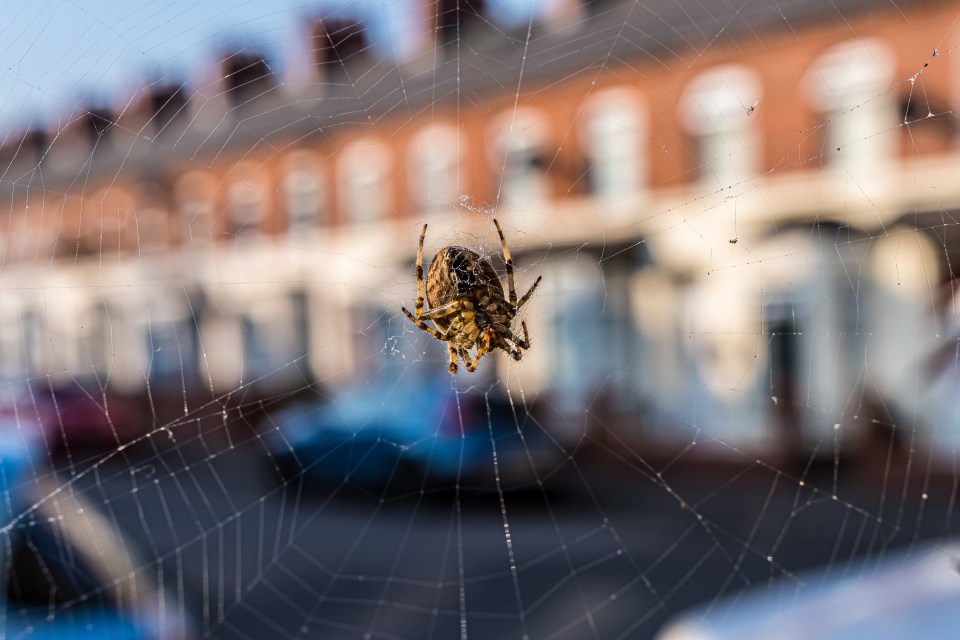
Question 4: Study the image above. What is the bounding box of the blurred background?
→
[0,0,958,638]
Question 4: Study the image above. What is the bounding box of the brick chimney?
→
[147,82,189,132]
[311,18,370,82]
[221,50,276,108]
[433,0,487,50]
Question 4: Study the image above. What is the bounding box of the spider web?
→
[0,1,958,639]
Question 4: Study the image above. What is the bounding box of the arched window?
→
[581,88,646,202]
[339,138,391,223]
[282,150,326,233]
[409,124,463,215]
[174,171,217,243]
[131,183,170,252]
[10,192,56,265]
[227,162,269,237]
[83,186,132,255]
[489,108,550,208]
[681,65,762,189]
[806,39,895,179]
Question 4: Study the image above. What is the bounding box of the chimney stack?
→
[434,0,487,50]
[312,18,369,81]
[221,50,276,108]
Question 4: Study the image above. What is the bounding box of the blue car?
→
[260,376,564,494]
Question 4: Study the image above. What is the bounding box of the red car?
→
[2,381,142,456]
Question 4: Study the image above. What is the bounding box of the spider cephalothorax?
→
[401,219,542,374]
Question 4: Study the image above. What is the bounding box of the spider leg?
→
[466,329,493,372]
[415,223,428,317]
[419,300,462,321]
[503,336,522,361]
[493,219,517,309]
[514,320,531,349]
[402,306,448,342]
[447,343,459,375]
[516,275,542,311]
[506,321,530,361]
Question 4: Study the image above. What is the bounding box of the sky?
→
[0,0,543,132]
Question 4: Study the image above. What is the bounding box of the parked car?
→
[4,379,142,456]
[655,538,960,640]
[0,410,191,639]
[260,374,566,494]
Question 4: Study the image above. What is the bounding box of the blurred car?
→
[260,375,566,493]
[0,410,191,639]
[0,380,141,456]
[655,538,960,640]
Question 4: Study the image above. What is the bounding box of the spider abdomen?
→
[426,246,507,331]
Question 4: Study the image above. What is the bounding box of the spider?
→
[401,219,542,375]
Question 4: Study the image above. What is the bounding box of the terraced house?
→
[1,0,958,460]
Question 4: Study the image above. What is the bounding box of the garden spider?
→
[401,219,542,374]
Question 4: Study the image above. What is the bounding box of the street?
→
[44,421,960,640]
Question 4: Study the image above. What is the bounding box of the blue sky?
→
[0,0,542,132]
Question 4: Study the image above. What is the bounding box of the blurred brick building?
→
[0,0,958,457]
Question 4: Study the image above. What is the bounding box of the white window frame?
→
[283,150,325,233]
[227,164,267,237]
[339,138,391,224]
[681,65,762,190]
[806,38,895,180]
[488,108,550,209]
[175,171,217,244]
[131,184,169,252]
[581,87,646,202]
[409,124,462,215]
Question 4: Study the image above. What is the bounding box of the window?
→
[289,289,312,368]
[11,196,55,265]
[681,65,761,189]
[240,315,270,379]
[582,88,645,202]
[132,207,168,251]
[282,150,325,233]
[339,138,390,223]
[240,293,311,386]
[199,311,244,391]
[227,163,268,237]
[131,184,169,252]
[545,259,606,414]
[145,320,195,385]
[806,39,895,179]
[866,229,940,407]
[409,124,462,215]
[489,108,549,208]
[174,171,217,243]
[83,187,130,255]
